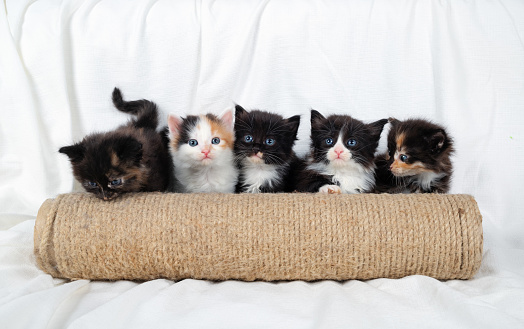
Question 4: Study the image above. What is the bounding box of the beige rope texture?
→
[34,192,483,281]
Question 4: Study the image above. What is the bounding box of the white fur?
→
[169,116,237,193]
[412,171,446,191]
[241,157,282,193]
[310,134,375,194]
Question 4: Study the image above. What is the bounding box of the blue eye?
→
[400,154,408,162]
[211,137,220,145]
[110,179,122,186]
[87,181,97,188]
[347,139,357,147]
[188,139,198,147]
[244,135,253,143]
[325,138,333,145]
[265,138,275,146]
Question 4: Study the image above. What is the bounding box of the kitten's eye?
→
[211,137,220,145]
[87,181,97,187]
[265,138,275,146]
[325,138,333,145]
[244,135,253,143]
[400,154,408,162]
[347,139,357,147]
[188,139,198,147]
[110,179,122,186]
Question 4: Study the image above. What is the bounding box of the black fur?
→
[59,88,171,200]
[295,110,387,193]
[234,105,303,193]
[112,87,158,130]
[373,118,454,193]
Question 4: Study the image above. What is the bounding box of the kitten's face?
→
[168,111,234,166]
[387,118,451,177]
[234,105,300,166]
[310,110,387,169]
[59,135,145,200]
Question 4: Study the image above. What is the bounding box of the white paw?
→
[318,184,342,194]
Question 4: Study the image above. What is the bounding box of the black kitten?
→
[374,118,454,193]
[59,88,171,200]
[234,105,303,193]
[295,110,387,194]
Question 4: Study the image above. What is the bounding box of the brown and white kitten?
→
[296,110,387,194]
[374,118,454,193]
[234,105,303,193]
[59,88,171,200]
[167,110,237,193]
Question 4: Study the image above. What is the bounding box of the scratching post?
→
[34,193,482,281]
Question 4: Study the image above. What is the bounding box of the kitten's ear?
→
[368,119,388,139]
[388,117,400,127]
[426,130,446,154]
[286,115,301,139]
[219,108,234,129]
[167,114,182,137]
[115,137,143,163]
[235,104,248,118]
[310,109,325,124]
[59,143,85,163]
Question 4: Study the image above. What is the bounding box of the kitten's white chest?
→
[308,161,374,194]
[188,165,237,193]
[332,166,374,193]
[242,160,281,193]
[413,171,446,191]
[173,151,238,193]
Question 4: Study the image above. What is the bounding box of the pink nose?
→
[335,149,343,156]
[202,149,210,156]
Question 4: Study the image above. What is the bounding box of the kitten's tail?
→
[112,87,158,130]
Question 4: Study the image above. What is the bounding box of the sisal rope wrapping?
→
[34,193,483,281]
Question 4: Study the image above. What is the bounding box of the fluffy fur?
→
[374,118,454,193]
[296,110,387,194]
[234,105,303,193]
[167,110,237,193]
[59,88,171,200]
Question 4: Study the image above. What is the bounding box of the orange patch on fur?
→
[206,116,234,148]
[170,137,180,151]
[391,160,431,174]
[111,152,120,167]
[396,133,406,151]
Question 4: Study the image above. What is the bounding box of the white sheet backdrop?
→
[1,0,524,328]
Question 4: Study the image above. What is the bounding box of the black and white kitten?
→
[296,110,387,194]
[374,118,454,193]
[234,105,303,193]
[59,88,171,200]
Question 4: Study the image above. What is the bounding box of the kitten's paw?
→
[318,184,342,194]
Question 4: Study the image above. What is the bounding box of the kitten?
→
[295,110,387,194]
[234,105,303,193]
[374,118,454,193]
[167,110,237,193]
[59,88,171,200]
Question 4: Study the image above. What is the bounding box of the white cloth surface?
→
[1,0,524,327]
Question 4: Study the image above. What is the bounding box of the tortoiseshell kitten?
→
[59,88,171,200]
[374,118,454,193]
[167,110,237,193]
[295,110,387,194]
[234,105,303,193]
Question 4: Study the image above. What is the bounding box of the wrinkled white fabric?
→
[1,0,524,327]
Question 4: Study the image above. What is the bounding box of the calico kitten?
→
[234,105,303,193]
[295,110,387,194]
[374,118,454,193]
[167,110,237,193]
[59,88,171,200]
